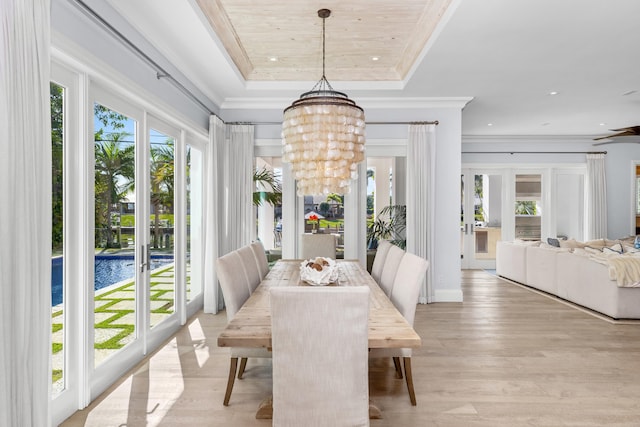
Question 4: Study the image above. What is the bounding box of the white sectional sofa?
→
[496,239,640,319]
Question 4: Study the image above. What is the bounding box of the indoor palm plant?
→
[366,204,406,249]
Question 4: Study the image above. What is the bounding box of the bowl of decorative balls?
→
[299,257,340,286]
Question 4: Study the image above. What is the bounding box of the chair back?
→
[390,252,429,326]
[237,245,262,293]
[250,240,270,279]
[301,233,337,260]
[370,240,393,284]
[216,250,250,322]
[378,244,404,297]
[270,286,370,427]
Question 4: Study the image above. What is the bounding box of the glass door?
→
[514,173,542,241]
[93,101,139,368]
[461,170,503,269]
[90,90,186,393]
[147,124,177,329]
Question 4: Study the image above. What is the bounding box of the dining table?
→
[217,258,422,419]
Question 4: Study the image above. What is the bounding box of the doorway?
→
[461,170,503,269]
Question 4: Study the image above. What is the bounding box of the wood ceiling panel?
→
[196,0,453,81]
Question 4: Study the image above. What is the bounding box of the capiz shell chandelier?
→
[282,8,366,196]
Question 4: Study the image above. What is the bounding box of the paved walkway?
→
[52,264,176,392]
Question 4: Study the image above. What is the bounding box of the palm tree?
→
[150,141,174,249]
[94,132,134,248]
[253,167,281,206]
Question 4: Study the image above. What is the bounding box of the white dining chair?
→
[270,286,370,427]
[216,250,271,406]
[301,233,337,259]
[250,240,270,279]
[237,244,262,293]
[369,251,428,406]
[370,240,393,284]
[378,244,404,297]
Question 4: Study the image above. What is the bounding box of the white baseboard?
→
[432,288,464,302]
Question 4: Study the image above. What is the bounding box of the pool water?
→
[51,255,173,306]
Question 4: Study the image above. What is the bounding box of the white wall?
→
[606,146,640,239]
[555,173,584,240]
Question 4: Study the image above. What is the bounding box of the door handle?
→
[140,244,147,273]
[464,224,468,234]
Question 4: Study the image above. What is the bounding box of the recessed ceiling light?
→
[487,123,493,126]
[549,91,559,96]
[599,123,606,126]
[268,56,278,62]
[371,56,380,61]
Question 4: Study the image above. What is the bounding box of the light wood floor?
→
[61,270,640,426]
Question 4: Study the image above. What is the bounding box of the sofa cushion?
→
[559,239,587,249]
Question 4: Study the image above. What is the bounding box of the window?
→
[50,81,65,395]
[255,157,282,252]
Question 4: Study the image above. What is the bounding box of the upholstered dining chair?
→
[378,244,405,297]
[301,233,337,259]
[370,240,393,284]
[237,244,262,293]
[249,240,270,279]
[216,250,272,406]
[270,286,370,427]
[369,252,429,405]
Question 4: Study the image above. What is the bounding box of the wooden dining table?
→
[217,259,422,418]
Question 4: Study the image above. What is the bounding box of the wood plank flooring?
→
[61,270,640,426]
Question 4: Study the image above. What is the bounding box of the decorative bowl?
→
[299,257,339,286]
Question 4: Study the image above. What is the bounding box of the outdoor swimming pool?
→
[51,255,173,306]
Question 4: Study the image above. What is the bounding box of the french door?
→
[90,87,182,395]
[461,170,504,269]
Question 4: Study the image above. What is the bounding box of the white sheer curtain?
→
[406,124,437,304]
[203,119,254,313]
[203,115,224,313]
[226,124,254,249]
[586,153,608,240]
[0,0,52,425]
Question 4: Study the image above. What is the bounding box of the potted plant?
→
[366,205,406,249]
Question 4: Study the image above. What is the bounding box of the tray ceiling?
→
[194,0,453,81]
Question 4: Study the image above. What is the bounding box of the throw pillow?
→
[603,243,623,254]
[547,238,560,247]
[559,239,586,249]
[584,246,603,255]
[584,239,606,248]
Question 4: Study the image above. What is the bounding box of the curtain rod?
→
[227,120,439,125]
[71,0,216,115]
[463,151,607,155]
